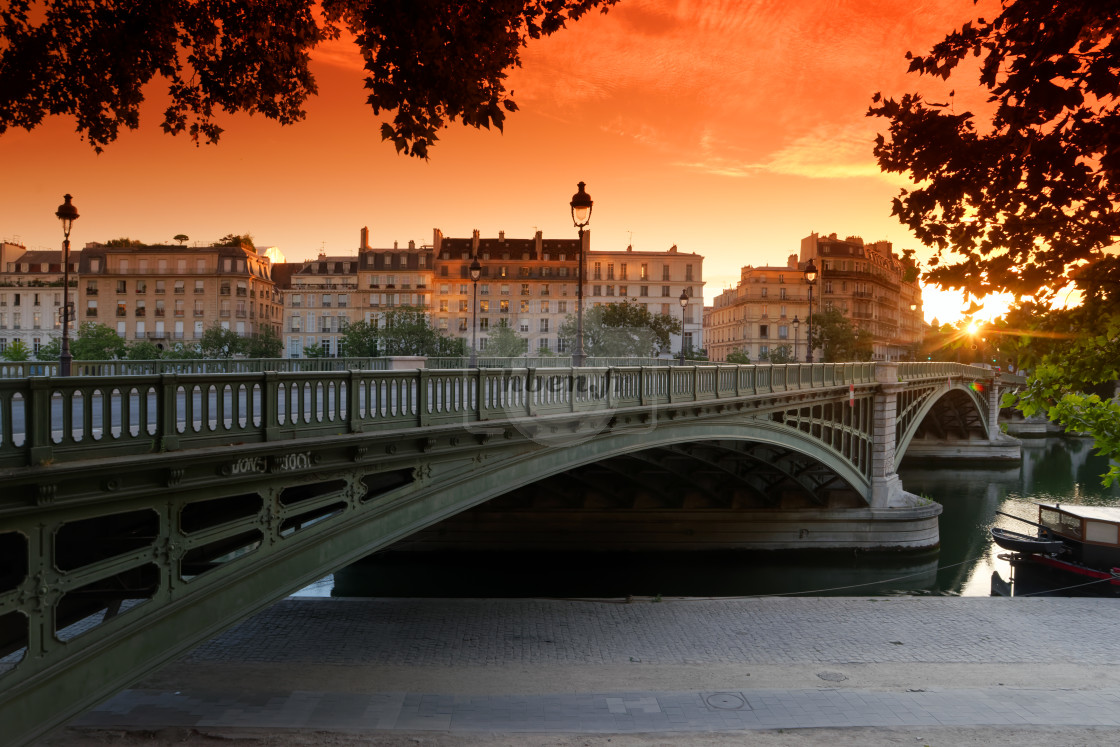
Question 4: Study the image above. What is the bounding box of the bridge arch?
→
[894,381,991,469]
[430,419,873,528]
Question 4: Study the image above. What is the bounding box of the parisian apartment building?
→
[275,228,706,359]
[75,241,282,347]
[0,240,72,357]
[705,232,924,363]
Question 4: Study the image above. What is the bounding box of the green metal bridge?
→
[0,360,1007,745]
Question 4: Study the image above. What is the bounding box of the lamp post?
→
[469,256,482,367]
[792,315,800,362]
[803,257,817,363]
[55,194,79,376]
[569,181,592,366]
[678,289,689,365]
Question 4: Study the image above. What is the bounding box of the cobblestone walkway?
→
[72,596,1120,735]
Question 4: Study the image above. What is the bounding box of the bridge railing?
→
[0,357,391,378]
[0,361,952,469]
[897,361,998,381]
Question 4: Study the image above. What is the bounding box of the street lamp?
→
[469,256,482,367]
[678,289,689,365]
[803,257,817,363]
[570,181,592,366]
[55,194,79,376]
[792,315,800,362]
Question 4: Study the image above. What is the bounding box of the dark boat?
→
[990,526,1065,555]
[992,504,1120,587]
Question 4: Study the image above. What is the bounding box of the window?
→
[519,266,531,277]
[606,286,614,296]
[116,301,127,318]
[662,285,670,297]
[194,300,203,317]
[499,266,508,278]
[155,300,165,317]
[558,301,567,313]
[607,263,614,280]
[119,259,129,273]
[338,294,349,307]
[174,299,184,316]
[86,281,98,295]
[322,294,333,308]
[685,264,694,281]
[116,280,127,293]
[480,318,490,330]
[759,324,769,339]
[136,300,146,317]
[439,299,448,312]
[521,283,531,296]
[86,300,98,317]
[480,300,490,313]
[197,259,206,273]
[640,285,649,297]
[761,287,768,298]
[662,265,670,281]
[620,263,628,280]
[458,318,467,331]
[177,259,187,274]
[195,280,205,294]
[459,300,468,312]
[778,325,789,339]
[520,300,529,312]
[619,285,627,297]
[480,283,489,295]
[592,285,602,296]
[539,318,549,332]
[500,300,509,313]
[640,263,648,280]
[540,300,549,313]
[519,319,529,332]
[174,280,185,294]
[155,280,166,294]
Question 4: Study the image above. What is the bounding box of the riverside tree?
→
[0,0,617,158]
[870,0,1120,482]
[485,320,529,357]
[558,300,681,358]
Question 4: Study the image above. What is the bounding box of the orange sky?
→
[0,0,1002,324]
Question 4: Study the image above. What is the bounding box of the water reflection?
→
[298,436,1118,599]
[899,436,1119,597]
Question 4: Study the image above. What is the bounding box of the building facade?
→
[584,244,704,357]
[705,233,923,363]
[0,241,72,357]
[705,254,815,363]
[76,242,281,348]
[431,228,581,355]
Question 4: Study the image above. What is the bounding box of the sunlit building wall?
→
[584,243,705,358]
[0,241,71,357]
[76,242,280,349]
[705,233,924,363]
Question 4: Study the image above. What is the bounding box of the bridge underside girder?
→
[912,390,988,441]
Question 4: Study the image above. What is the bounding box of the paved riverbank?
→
[50,596,1120,745]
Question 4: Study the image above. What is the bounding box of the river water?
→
[299,436,1119,599]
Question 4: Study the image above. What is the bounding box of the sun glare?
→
[966,320,980,335]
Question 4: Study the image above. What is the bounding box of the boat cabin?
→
[1037,503,1120,569]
